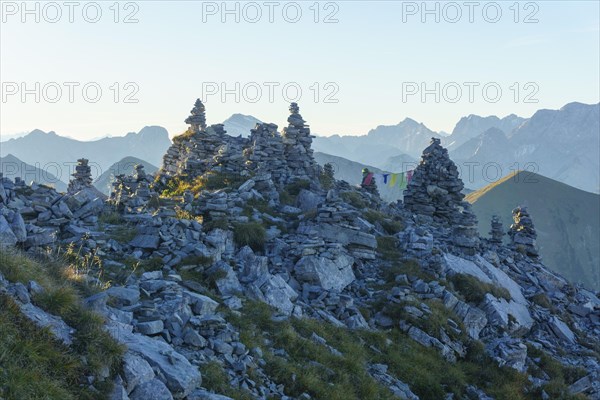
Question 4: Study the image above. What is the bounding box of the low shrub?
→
[449,273,512,304]
[233,222,267,252]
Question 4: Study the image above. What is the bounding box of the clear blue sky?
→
[1,1,599,140]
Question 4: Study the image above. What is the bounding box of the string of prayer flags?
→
[371,170,414,189]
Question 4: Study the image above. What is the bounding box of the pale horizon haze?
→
[1,0,599,140]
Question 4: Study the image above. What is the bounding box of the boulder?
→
[129,379,173,400]
[18,302,74,345]
[107,321,201,397]
[260,274,298,315]
[296,189,321,211]
[122,353,155,394]
[130,234,160,250]
[548,316,576,344]
[294,254,355,291]
[0,215,18,247]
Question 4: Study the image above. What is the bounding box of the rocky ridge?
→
[0,101,599,400]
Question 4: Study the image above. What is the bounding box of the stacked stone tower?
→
[184,98,207,133]
[403,138,480,253]
[508,206,539,258]
[160,99,244,180]
[67,158,93,194]
[245,122,289,186]
[281,102,318,182]
[489,215,504,245]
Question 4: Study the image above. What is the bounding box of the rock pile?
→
[403,138,480,253]
[160,100,321,197]
[244,123,289,187]
[281,102,319,183]
[508,206,539,258]
[67,158,94,194]
[489,215,504,245]
[161,100,241,180]
[185,98,207,133]
[111,165,158,213]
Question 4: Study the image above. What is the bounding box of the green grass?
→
[449,273,512,304]
[98,210,126,226]
[363,209,404,235]
[341,191,367,209]
[285,180,311,196]
[200,361,255,400]
[376,236,401,261]
[227,301,556,400]
[108,224,138,243]
[530,293,554,310]
[161,172,247,197]
[203,217,230,232]
[233,222,267,252]
[0,249,125,399]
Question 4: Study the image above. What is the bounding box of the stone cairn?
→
[281,102,318,183]
[184,98,207,133]
[508,206,539,258]
[489,215,504,245]
[160,100,321,197]
[67,158,93,194]
[161,99,234,179]
[403,138,479,253]
[245,122,289,187]
[110,165,157,212]
[360,168,380,197]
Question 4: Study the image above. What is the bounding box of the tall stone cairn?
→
[67,158,93,194]
[281,103,318,182]
[245,122,289,186]
[489,215,504,245]
[508,206,539,258]
[184,98,207,133]
[403,138,479,253]
[161,100,232,179]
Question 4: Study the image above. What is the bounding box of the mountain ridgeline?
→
[1,100,599,399]
[467,171,600,291]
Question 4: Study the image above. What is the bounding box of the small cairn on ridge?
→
[184,98,207,133]
[489,215,504,245]
[403,138,480,254]
[110,164,157,212]
[508,206,539,258]
[67,158,94,194]
[281,102,319,183]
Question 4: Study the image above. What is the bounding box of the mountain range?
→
[2,102,597,193]
[450,102,600,193]
[0,154,68,192]
[0,126,171,182]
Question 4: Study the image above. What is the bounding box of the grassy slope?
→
[466,171,600,291]
[0,249,124,399]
